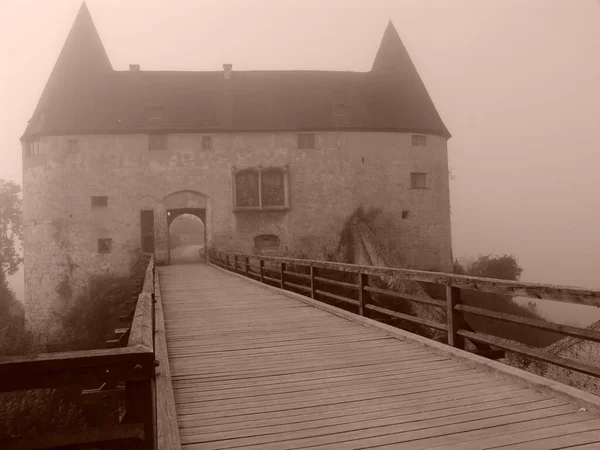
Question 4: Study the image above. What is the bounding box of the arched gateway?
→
[143,190,208,265]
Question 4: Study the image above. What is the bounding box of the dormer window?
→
[411,135,427,147]
[297,133,315,150]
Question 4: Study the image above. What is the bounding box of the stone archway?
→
[154,190,208,265]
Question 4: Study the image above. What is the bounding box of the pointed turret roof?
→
[368,20,450,138]
[24,2,112,137]
[22,15,450,140]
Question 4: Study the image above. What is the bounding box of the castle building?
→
[21,3,452,331]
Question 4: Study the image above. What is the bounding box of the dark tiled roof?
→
[22,5,450,140]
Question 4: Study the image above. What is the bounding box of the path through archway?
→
[168,212,205,264]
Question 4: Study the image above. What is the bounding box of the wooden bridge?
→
[2,251,600,449]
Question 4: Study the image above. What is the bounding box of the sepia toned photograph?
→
[0,1,599,448]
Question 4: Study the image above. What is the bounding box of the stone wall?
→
[23,130,452,332]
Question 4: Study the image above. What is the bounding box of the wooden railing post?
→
[259,260,265,283]
[245,257,249,278]
[310,265,316,299]
[446,285,465,349]
[234,255,238,273]
[225,254,230,271]
[358,272,369,316]
[280,262,286,289]
[125,378,155,450]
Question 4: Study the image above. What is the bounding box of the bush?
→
[0,254,150,440]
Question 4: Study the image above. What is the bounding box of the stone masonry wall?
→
[23,131,452,333]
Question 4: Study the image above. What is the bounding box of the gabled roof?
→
[22,5,450,140]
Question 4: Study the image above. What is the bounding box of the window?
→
[68,139,79,153]
[97,238,112,253]
[261,169,285,207]
[91,196,108,207]
[402,210,410,219]
[26,141,40,157]
[410,173,427,189]
[148,105,164,121]
[297,133,315,149]
[235,169,260,208]
[201,136,213,150]
[233,166,289,211]
[411,134,427,147]
[148,133,167,151]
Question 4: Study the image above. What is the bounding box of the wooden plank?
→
[447,285,465,348]
[314,275,359,290]
[366,304,448,330]
[158,263,600,450]
[459,329,600,378]
[187,399,569,449]
[127,292,153,351]
[0,347,153,392]
[457,303,600,343]
[315,289,359,305]
[180,390,542,440]
[364,284,446,308]
[239,407,588,450]
[154,271,182,450]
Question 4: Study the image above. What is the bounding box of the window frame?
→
[148,133,168,151]
[26,141,40,157]
[410,172,428,190]
[297,133,316,150]
[201,135,213,151]
[411,134,427,147]
[232,165,290,212]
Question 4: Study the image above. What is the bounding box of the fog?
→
[1,0,599,325]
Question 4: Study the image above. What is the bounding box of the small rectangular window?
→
[68,139,79,153]
[148,105,164,121]
[97,238,112,253]
[410,173,427,189]
[202,136,213,150]
[26,141,40,157]
[148,134,167,151]
[411,135,427,147]
[297,133,315,149]
[402,210,410,219]
[91,196,108,207]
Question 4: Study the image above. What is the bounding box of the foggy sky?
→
[1,1,599,324]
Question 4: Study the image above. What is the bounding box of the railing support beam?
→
[446,285,465,349]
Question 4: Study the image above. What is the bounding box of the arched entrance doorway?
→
[168,212,206,264]
[151,190,208,265]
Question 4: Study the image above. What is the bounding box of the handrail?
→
[210,250,600,307]
[0,255,157,450]
[209,249,600,383]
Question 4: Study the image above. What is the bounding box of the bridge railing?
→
[0,255,157,450]
[209,249,600,381]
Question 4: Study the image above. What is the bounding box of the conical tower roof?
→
[24,2,112,137]
[368,21,450,138]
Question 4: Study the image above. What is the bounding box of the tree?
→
[467,254,523,281]
[453,254,561,348]
[0,179,23,277]
[0,180,23,329]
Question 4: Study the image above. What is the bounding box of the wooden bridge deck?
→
[158,264,600,449]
